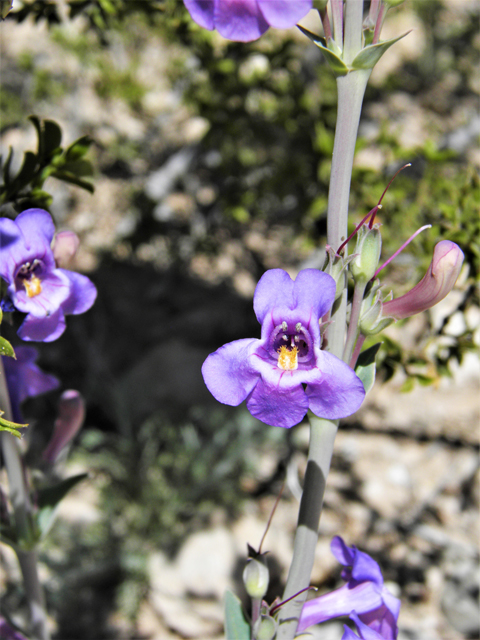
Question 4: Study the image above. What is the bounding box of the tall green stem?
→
[276,417,337,639]
[0,359,50,640]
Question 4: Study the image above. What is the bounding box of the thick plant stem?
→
[325,69,370,360]
[0,359,50,640]
[276,417,337,639]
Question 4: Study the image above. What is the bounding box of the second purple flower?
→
[202,269,365,428]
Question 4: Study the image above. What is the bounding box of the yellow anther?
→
[277,345,298,371]
[24,276,42,298]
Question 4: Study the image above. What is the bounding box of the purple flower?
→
[0,209,97,342]
[0,618,28,640]
[2,347,59,423]
[183,0,312,42]
[298,536,400,639]
[202,269,365,428]
[382,240,464,320]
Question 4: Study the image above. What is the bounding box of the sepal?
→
[351,31,411,70]
[323,246,355,301]
[359,281,395,336]
[297,25,348,77]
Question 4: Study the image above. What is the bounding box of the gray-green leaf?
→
[351,31,411,70]
[224,590,250,640]
[355,342,382,394]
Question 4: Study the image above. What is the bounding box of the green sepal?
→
[35,473,89,540]
[0,336,15,358]
[297,25,348,77]
[351,31,411,70]
[0,412,27,439]
[224,590,250,640]
[355,342,381,394]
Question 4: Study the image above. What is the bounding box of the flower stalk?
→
[0,358,50,640]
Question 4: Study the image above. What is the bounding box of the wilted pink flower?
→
[42,390,85,464]
[382,240,464,319]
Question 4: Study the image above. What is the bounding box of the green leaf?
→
[297,25,348,77]
[351,31,411,70]
[51,170,95,193]
[1,146,14,187]
[12,151,38,190]
[65,135,94,162]
[224,590,250,640]
[0,336,15,358]
[43,119,62,158]
[62,159,94,177]
[355,342,382,394]
[35,473,89,539]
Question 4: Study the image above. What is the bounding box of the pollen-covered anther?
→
[277,345,298,371]
[24,275,42,298]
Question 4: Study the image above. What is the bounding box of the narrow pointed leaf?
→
[12,152,38,190]
[43,119,62,158]
[355,342,381,394]
[36,473,89,539]
[0,336,15,357]
[297,25,348,77]
[224,590,250,640]
[351,31,411,70]
[1,146,14,187]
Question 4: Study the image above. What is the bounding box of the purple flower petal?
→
[254,269,295,324]
[2,347,59,423]
[306,350,366,420]
[215,0,269,41]
[184,0,215,29]
[258,0,311,28]
[18,308,66,342]
[359,599,400,640]
[11,269,70,317]
[202,338,260,405]
[246,368,309,427]
[60,270,97,315]
[15,208,56,255]
[331,537,384,587]
[298,582,384,632]
[349,612,387,640]
[0,217,21,281]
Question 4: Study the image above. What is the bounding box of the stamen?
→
[277,345,298,371]
[373,225,432,280]
[24,275,42,298]
[281,321,288,331]
[295,322,302,332]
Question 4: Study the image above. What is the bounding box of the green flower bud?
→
[359,281,394,336]
[350,225,382,285]
[253,614,277,640]
[323,246,355,301]
[243,547,269,599]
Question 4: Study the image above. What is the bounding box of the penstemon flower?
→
[202,269,365,428]
[0,209,97,342]
[298,536,400,639]
[2,346,59,423]
[183,0,312,42]
[382,240,464,320]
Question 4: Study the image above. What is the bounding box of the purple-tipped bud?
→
[42,390,85,464]
[382,240,464,319]
[52,230,80,268]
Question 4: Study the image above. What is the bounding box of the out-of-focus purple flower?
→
[0,209,97,342]
[42,390,85,464]
[382,240,464,320]
[202,269,365,428]
[183,0,312,42]
[298,536,400,639]
[0,618,28,640]
[2,347,59,423]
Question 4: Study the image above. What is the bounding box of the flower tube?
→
[382,240,464,320]
[298,536,400,638]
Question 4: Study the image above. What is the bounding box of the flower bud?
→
[350,225,382,285]
[253,614,277,640]
[359,282,394,336]
[323,246,355,302]
[243,546,269,600]
[52,230,80,268]
[42,390,85,464]
[382,241,464,319]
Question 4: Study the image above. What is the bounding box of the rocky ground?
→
[0,2,479,640]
